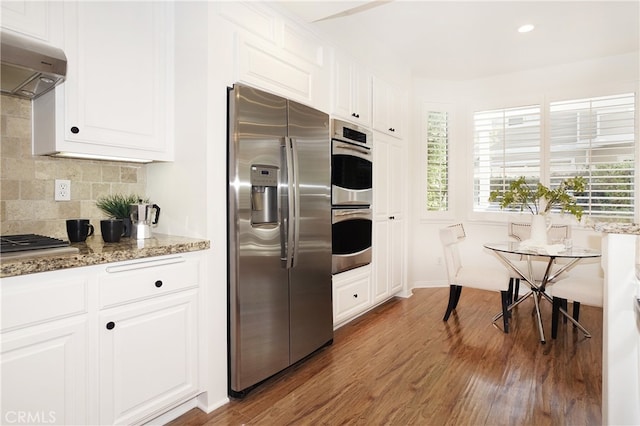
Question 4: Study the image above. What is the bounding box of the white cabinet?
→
[333,265,372,327]
[0,1,63,44]
[373,132,405,303]
[98,292,198,425]
[0,253,203,426]
[216,2,330,110]
[2,319,88,425]
[373,133,403,221]
[332,52,371,126]
[1,271,89,425]
[372,76,405,139]
[97,256,200,425]
[33,1,174,162]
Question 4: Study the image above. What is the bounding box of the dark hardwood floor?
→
[169,287,602,425]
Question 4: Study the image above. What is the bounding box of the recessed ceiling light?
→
[518,24,535,33]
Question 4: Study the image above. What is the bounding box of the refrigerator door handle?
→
[282,137,296,269]
[290,137,300,268]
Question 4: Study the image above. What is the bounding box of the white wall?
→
[145,1,230,412]
[408,52,640,289]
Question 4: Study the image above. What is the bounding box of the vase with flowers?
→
[488,176,586,244]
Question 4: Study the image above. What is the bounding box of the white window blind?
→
[426,111,449,211]
[550,93,635,221]
[473,105,541,212]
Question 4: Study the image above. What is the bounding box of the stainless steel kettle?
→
[129,202,160,239]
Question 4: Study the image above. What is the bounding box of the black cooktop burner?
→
[0,234,70,253]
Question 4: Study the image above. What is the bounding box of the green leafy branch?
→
[488,176,586,221]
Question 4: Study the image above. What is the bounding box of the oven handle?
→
[332,141,372,161]
[333,209,371,216]
[332,208,372,223]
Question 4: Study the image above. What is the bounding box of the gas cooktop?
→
[0,234,70,253]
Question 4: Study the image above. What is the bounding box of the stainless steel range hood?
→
[1,30,67,99]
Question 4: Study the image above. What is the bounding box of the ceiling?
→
[275,1,640,81]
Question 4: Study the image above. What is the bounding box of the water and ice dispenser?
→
[250,165,278,226]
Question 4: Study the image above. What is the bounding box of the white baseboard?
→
[144,397,199,425]
[143,393,230,425]
[412,280,448,288]
[197,393,230,414]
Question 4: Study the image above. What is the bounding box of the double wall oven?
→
[331,119,373,274]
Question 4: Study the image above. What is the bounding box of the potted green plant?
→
[488,176,586,243]
[488,176,586,219]
[96,194,149,237]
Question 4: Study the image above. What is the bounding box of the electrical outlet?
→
[55,179,71,201]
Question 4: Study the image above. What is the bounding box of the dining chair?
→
[508,221,572,299]
[509,221,572,244]
[547,275,603,338]
[439,223,513,333]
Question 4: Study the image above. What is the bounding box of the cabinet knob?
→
[389,216,395,220]
[388,128,395,132]
[106,321,115,330]
[353,294,358,298]
[351,113,360,118]
[70,126,80,134]
[155,280,163,288]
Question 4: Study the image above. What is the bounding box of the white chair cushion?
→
[547,276,603,307]
[455,266,511,292]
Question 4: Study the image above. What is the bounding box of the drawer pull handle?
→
[106,322,115,330]
[105,256,185,273]
[353,294,358,298]
[155,280,163,288]
[70,126,80,134]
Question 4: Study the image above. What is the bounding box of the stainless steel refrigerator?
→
[227,84,333,397]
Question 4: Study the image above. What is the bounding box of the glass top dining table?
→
[483,241,601,260]
[483,241,602,343]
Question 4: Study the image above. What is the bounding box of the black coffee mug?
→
[101,219,125,243]
[66,219,94,242]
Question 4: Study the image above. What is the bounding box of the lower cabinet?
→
[389,218,404,296]
[1,318,88,425]
[333,265,372,327]
[1,271,89,425]
[373,218,404,304]
[99,290,198,425]
[0,252,203,426]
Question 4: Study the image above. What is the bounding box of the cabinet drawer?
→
[334,274,371,324]
[99,257,199,309]
[1,276,88,332]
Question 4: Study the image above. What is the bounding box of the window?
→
[473,105,541,212]
[550,93,635,221]
[426,111,449,211]
[474,93,636,221]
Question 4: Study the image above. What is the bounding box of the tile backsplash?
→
[1,95,147,239]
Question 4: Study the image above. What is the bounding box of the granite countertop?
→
[1,234,210,278]
[591,222,640,235]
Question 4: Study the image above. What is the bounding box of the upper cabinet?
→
[0,1,63,45]
[32,1,174,162]
[215,2,331,111]
[372,76,405,139]
[332,51,372,126]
